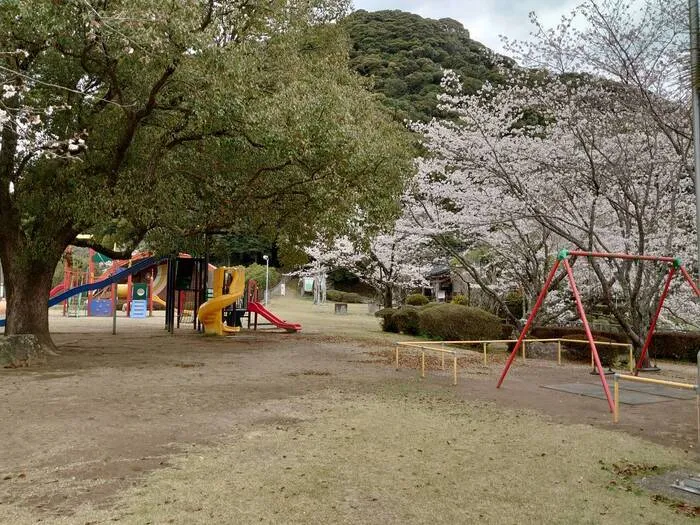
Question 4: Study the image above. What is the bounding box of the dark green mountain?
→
[341,10,511,122]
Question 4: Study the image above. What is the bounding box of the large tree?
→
[408,0,697,353]
[0,0,412,348]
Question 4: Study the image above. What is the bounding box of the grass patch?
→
[4,387,693,524]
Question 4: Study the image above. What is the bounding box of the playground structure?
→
[0,248,301,335]
[246,279,302,332]
[198,267,246,335]
[50,249,172,319]
[390,249,700,430]
[496,250,700,413]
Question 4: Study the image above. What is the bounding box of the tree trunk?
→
[383,286,393,308]
[1,241,61,352]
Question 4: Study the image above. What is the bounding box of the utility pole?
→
[691,0,700,280]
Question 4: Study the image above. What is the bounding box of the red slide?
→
[247,301,301,332]
[49,283,65,298]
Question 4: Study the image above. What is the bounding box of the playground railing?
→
[395,337,636,379]
[559,339,634,372]
[396,338,633,368]
[394,343,458,385]
[613,373,699,440]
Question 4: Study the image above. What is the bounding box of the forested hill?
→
[341,10,511,122]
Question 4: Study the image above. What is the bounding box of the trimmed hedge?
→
[418,303,504,341]
[326,290,365,303]
[375,307,398,332]
[405,293,429,306]
[650,332,700,362]
[530,326,626,366]
[531,326,700,364]
[393,306,420,335]
[451,294,469,306]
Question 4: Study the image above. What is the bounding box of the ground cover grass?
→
[4,385,695,524]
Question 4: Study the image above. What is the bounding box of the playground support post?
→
[567,250,675,263]
[497,259,561,388]
[679,264,700,296]
[562,258,614,412]
[88,248,94,317]
[111,282,117,335]
[557,340,562,365]
[126,263,133,317]
[634,265,676,374]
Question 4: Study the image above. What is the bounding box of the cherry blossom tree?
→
[407,0,697,353]
[306,219,431,307]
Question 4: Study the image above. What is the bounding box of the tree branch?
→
[71,237,143,260]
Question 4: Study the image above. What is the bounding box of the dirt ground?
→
[0,296,698,523]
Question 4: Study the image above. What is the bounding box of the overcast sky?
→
[351,0,582,53]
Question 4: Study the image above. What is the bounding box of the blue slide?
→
[0,256,163,328]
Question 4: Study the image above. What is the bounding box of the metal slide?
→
[0,256,162,328]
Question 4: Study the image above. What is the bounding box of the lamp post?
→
[262,255,269,305]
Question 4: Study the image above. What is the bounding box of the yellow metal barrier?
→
[395,343,458,385]
[397,337,634,369]
[559,339,634,372]
[613,373,699,441]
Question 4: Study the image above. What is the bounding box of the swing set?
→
[497,249,700,413]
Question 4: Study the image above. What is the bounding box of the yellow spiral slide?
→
[197,266,245,335]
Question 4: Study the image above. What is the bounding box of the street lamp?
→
[262,255,269,305]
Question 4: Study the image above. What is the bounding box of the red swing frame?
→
[496,250,700,412]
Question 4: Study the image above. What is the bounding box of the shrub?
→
[405,293,429,306]
[393,306,421,335]
[529,326,622,366]
[418,303,503,341]
[419,302,440,310]
[501,290,524,320]
[245,263,281,290]
[650,331,700,362]
[451,294,469,306]
[326,290,365,303]
[375,307,398,332]
[525,326,700,364]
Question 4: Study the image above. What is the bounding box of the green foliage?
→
[375,307,399,332]
[501,290,524,320]
[0,1,416,338]
[245,264,281,290]
[326,290,365,303]
[650,332,700,362]
[528,326,700,364]
[451,294,468,306]
[529,326,623,366]
[418,304,503,341]
[405,293,429,306]
[341,10,511,122]
[393,306,420,335]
